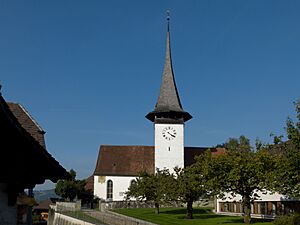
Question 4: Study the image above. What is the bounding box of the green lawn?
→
[113,208,274,225]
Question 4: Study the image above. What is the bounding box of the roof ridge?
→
[100,145,154,148]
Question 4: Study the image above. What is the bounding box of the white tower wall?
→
[155,123,184,173]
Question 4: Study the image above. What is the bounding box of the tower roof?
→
[146,14,192,123]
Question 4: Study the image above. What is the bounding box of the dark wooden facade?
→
[219,201,300,217]
[0,91,69,224]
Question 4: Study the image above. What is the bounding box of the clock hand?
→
[167,132,175,138]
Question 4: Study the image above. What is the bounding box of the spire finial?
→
[166,10,170,32]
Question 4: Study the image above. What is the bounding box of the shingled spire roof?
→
[146,13,192,123]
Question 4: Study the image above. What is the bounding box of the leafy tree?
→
[286,101,300,150]
[269,101,300,197]
[174,166,207,219]
[55,169,87,202]
[196,136,275,224]
[125,168,176,214]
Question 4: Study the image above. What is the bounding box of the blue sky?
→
[1,1,299,190]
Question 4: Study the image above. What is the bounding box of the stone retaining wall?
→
[100,201,155,211]
[53,200,81,211]
[99,199,213,211]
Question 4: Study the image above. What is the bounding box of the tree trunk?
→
[154,203,160,214]
[242,195,251,224]
[186,200,193,219]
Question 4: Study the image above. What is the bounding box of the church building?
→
[91,16,300,221]
[93,16,223,201]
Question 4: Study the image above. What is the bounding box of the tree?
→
[196,136,275,224]
[174,166,207,219]
[125,168,176,214]
[269,101,300,197]
[55,169,87,202]
[286,101,300,150]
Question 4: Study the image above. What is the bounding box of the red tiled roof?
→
[94,145,154,176]
[7,102,46,149]
[94,145,225,176]
[85,175,94,193]
[184,147,225,167]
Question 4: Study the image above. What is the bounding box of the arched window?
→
[107,180,113,200]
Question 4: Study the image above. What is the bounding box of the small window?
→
[107,180,113,200]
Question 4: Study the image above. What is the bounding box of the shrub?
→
[274,213,300,225]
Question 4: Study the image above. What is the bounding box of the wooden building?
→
[0,90,69,225]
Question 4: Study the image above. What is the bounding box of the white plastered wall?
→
[94,176,137,201]
[155,123,184,173]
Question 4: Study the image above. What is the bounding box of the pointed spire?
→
[146,12,192,123]
[167,10,170,32]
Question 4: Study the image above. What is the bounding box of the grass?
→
[113,207,274,225]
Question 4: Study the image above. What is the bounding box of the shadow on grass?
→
[176,213,227,220]
[218,218,244,224]
[161,208,272,224]
[162,208,228,220]
[161,208,212,215]
[219,218,272,224]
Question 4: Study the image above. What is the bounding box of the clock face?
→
[162,126,177,141]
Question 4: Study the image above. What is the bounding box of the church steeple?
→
[146,13,192,123]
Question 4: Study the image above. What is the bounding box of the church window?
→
[107,180,113,200]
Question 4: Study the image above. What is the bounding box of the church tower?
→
[146,14,192,172]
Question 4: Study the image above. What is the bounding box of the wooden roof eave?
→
[0,94,70,184]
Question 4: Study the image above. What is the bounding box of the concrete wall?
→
[0,183,17,225]
[94,176,136,201]
[49,212,96,225]
[155,124,184,173]
[48,204,157,225]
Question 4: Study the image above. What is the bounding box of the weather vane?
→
[166,10,170,31]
